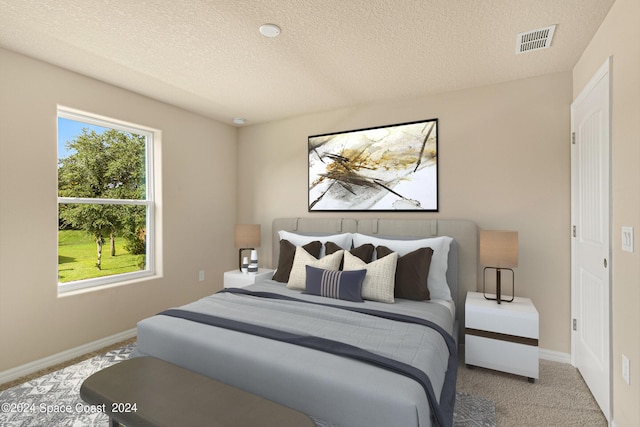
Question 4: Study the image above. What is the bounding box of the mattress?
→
[431,298,455,320]
[133,280,457,427]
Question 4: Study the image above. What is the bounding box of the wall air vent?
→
[516,25,556,54]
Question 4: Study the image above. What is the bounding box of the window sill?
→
[57,271,159,297]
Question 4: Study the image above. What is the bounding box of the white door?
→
[571,57,611,421]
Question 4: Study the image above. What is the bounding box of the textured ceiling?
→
[0,0,615,125]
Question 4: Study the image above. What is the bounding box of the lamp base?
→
[483,267,515,304]
[238,248,254,272]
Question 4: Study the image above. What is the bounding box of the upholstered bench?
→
[80,356,316,427]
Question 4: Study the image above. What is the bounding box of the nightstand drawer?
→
[466,335,539,379]
[465,292,538,338]
[466,307,538,338]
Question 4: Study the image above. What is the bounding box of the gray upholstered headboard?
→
[271,218,478,341]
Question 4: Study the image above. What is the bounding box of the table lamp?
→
[480,230,518,304]
[235,224,261,273]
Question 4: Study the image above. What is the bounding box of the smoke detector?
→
[259,24,281,38]
[516,25,556,54]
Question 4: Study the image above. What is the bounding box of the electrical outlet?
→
[198,270,205,282]
[622,354,630,385]
[622,227,634,253]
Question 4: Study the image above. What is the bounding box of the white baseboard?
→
[0,328,136,385]
[539,348,571,364]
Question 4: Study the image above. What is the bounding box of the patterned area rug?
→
[0,344,134,427]
[0,344,495,426]
[453,392,496,427]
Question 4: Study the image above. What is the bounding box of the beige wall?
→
[238,71,573,354]
[0,48,237,372]
[573,0,640,425]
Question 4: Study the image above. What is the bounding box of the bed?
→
[133,218,478,427]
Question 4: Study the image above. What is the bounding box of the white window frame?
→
[57,107,157,294]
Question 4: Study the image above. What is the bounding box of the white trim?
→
[0,328,136,385]
[540,348,571,364]
[57,197,151,205]
[58,270,155,294]
[58,106,157,135]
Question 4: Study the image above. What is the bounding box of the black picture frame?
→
[308,118,438,212]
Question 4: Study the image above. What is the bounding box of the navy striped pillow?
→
[304,265,366,302]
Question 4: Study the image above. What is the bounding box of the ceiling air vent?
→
[516,25,556,54]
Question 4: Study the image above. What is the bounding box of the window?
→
[57,107,156,293]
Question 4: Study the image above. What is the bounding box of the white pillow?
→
[343,250,398,303]
[287,247,344,290]
[278,230,353,258]
[352,233,453,300]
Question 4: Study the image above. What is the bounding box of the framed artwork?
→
[308,119,438,211]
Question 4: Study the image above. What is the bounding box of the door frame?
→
[570,56,612,422]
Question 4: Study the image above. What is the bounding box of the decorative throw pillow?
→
[287,248,344,290]
[352,233,453,300]
[377,245,434,301]
[303,265,366,302]
[325,242,375,268]
[343,250,398,303]
[278,230,353,258]
[272,239,322,283]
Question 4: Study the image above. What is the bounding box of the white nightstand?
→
[465,291,539,382]
[223,268,274,288]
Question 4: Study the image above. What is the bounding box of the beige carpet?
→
[457,355,607,426]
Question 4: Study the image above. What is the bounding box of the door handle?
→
[604,258,608,268]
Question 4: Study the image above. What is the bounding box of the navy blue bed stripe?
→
[221,287,458,423]
[159,289,456,427]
